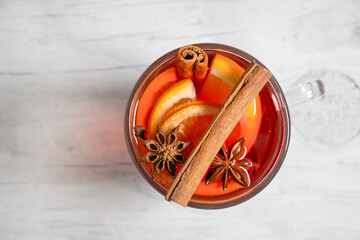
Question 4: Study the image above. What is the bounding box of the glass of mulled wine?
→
[125,43,291,209]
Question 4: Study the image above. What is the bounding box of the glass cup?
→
[125,43,310,209]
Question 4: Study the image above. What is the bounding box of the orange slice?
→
[136,67,178,127]
[148,78,196,137]
[162,100,206,121]
[200,54,246,105]
[239,95,262,150]
[199,54,262,151]
[161,103,220,136]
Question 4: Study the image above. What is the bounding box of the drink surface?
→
[133,50,283,199]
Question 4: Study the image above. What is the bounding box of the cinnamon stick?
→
[176,48,196,79]
[194,53,209,87]
[176,45,208,82]
[165,61,272,207]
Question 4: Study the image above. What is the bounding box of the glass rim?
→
[125,43,291,209]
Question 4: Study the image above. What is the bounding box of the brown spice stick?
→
[176,45,208,80]
[176,49,196,79]
[165,61,272,207]
[194,53,209,83]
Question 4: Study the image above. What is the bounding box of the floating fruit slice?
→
[161,103,220,136]
[199,54,262,151]
[148,78,196,137]
[199,54,246,105]
[162,100,207,123]
[136,67,178,127]
[239,95,262,150]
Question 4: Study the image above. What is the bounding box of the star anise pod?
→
[205,138,257,190]
[137,126,192,178]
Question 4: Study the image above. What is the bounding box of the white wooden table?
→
[1,0,359,239]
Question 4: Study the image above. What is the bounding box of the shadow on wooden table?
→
[0,71,154,208]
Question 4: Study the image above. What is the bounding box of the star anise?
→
[205,138,257,190]
[137,126,192,178]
